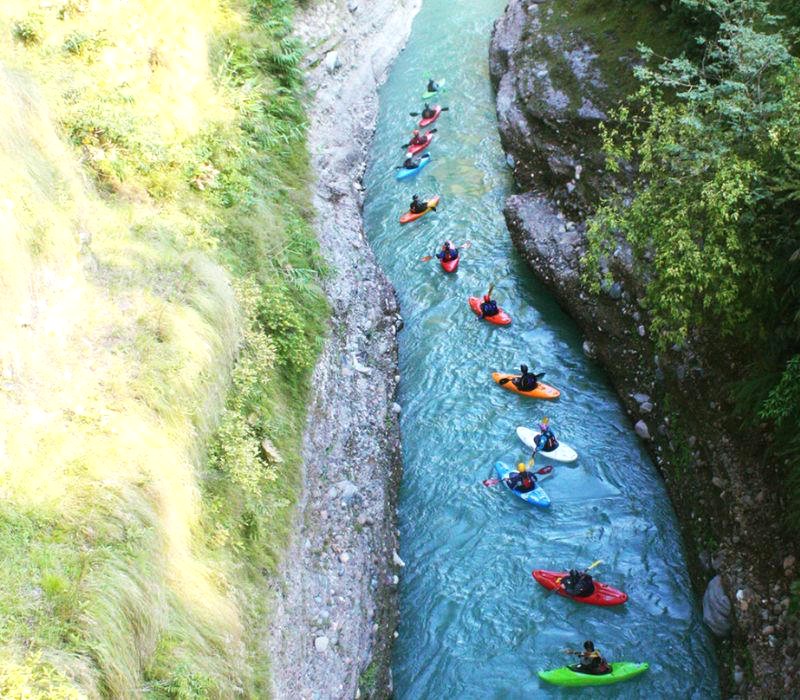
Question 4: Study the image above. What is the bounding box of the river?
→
[362,0,719,696]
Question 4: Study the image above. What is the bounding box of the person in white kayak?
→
[532,417,559,455]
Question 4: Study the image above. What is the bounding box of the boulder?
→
[703,575,732,637]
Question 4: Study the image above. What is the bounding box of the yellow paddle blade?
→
[587,559,604,571]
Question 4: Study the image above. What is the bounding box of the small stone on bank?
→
[634,420,650,440]
[315,636,329,652]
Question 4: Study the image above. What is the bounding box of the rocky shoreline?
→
[266,1,421,698]
[489,1,799,697]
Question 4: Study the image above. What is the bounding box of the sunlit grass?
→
[0,0,325,696]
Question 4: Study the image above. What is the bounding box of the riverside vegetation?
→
[0,0,327,696]
[584,0,800,539]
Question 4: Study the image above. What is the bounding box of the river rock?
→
[582,340,596,358]
[703,575,732,637]
[335,479,358,502]
[634,420,650,440]
[392,550,405,568]
[324,51,341,74]
[261,437,284,463]
[314,635,330,652]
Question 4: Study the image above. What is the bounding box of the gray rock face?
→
[703,575,732,638]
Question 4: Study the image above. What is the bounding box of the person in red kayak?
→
[561,568,595,597]
[409,129,427,146]
[504,462,538,494]
[479,293,499,319]
[421,102,436,120]
[436,240,458,263]
[513,364,545,392]
[409,194,429,214]
[569,641,610,675]
[532,417,559,454]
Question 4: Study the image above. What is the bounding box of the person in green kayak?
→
[409,194,429,214]
[569,641,610,675]
[421,102,436,120]
[504,462,538,494]
[532,417,558,454]
[513,364,545,392]
[436,240,458,263]
[561,568,595,598]
[426,78,439,93]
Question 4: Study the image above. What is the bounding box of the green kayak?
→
[422,78,446,99]
[538,662,649,687]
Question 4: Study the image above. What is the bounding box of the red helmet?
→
[483,294,490,302]
[412,129,420,136]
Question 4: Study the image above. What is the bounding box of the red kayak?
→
[407,131,434,156]
[419,106,442,127]
[532,570,628,606]
[468,296,511,326]
[441,255,459,273]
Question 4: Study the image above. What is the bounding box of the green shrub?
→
[12,14,43,45]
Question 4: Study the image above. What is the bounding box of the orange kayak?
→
[491,372,560,399]
[399,195,440,224]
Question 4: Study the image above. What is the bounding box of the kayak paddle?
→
[482,464,553,487]
[420,241,471,262]
[498,371,546,387]
[409,107,450,116]
[401,128,437,148]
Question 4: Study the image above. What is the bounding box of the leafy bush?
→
[12,14,43,45]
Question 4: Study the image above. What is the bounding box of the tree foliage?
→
[585,0,800,530]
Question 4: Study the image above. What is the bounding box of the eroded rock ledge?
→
[490,1,799,697]
[267,1,421,698]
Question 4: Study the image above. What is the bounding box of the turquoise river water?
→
[362,1,719,697]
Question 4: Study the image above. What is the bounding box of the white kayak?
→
[516,426,578,463]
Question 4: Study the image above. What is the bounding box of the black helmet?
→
[583,640,595,651]
[412,193,419,199]
[520,364,528,373]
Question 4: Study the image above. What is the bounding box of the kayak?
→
[441,255,459,273]
[422,78,446,99]
[494,461,550,509]
[400,195,440,224]
[468,296,511,326]
[531,570,628,606]
[406,130,435,156]
[419,105,442,127]
[516,426,577,462]
[538,662,648,687]
[396,153,431,180]
[492,372,561,400]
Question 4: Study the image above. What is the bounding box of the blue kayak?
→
[396,153,431,180]
[494,461,551,508]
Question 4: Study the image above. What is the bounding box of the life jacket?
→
[521,473,535,490]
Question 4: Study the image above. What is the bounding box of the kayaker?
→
[479,293,499,319]
[513,364,544,392]
[533,417,558,454]
[427,78,439,93]
[504,462,537,493]
[409,129,427,146]
[421,103,436,120]
[561,568,596,598]
[436,241,458,263]
[569,641,610,675]
[402,154,422,169]
[409,194,428,214]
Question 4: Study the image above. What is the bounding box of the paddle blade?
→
[461,241,472,250]
[587,559,604,571]
[536,465,553,475]
[420,256,433,262]
[498,377,511,385]
[482,477,501,487]
[409,112,420,116]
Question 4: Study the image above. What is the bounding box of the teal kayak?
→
[494,461,550,508]
[422,77,446,98]
[538,662,649,687]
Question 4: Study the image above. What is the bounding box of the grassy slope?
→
[0,0,325,696]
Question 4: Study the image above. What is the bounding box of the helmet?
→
[583,640,595,651]
[520,364,528,373]
[483,294,490,302]
[444,240,452,248]
[412,129,420,136]
[517,462,526,472]
[412,193,419,199]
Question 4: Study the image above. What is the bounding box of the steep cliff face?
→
[490,1,799,697]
